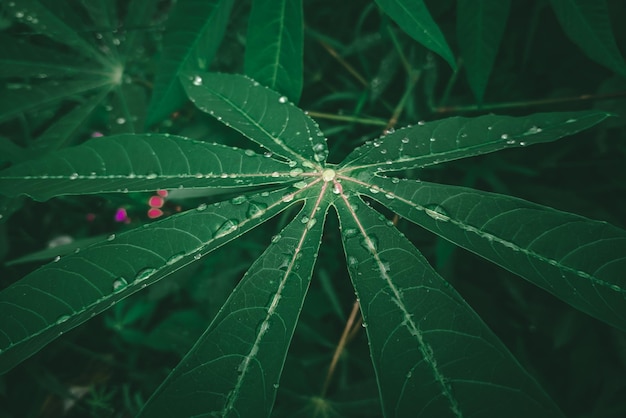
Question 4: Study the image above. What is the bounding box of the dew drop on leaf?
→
[424,205,451,222]
[247,202,267,218]
[107,234,116,241]
[343,228,359,239]
[360,236,378,252]
[215,219,238,238]
[135,268,156,282]
[278,96,288,103]
[166,253,185,265]
[112,277,128,292]
[289,168,303,177]
[196,203,208,211]
[193,253,202,260]
[192,75,202,86]
[56,315,70,324]
[230,195,247,205]
[244,149,256,157]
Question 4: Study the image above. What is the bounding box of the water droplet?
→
[401,137,409,144]
[135,268,156,282]
[312,143,325,152]
[306,218,317,229]
[348,256,358,267]
[368,187,380,194]
[418,120,426,126]
[429,137,436,142]
[244,149,256,157]
[343,228,359,238]
[272,383,279,389]
[166,253,185,265]
[112,277,128,291]
[247,202,267,218]
[300,216,310,224]
[424,205,451,222]
[373,141,381,148]
[53,255,61,262]
[107,234,116,241]
[146,172,158,179]
[314,153,326,162]
[231,195,247,205]
[192,75,202,86]
[116,117,126,125]
[288,160,298,168]
[526,126,542,134]
[566,118,576,123]
[360,236,378,252]
[500,134,509,140]
[289,168,304,177]
[271,234,282,243]
[193,253,202,260]
[69,173,79,180]
[293,181,308,189]
[278,96,288,103]
[56,315,70,324]
[196,203,208,211]
[282,193,294,203]
[215,219,238,238]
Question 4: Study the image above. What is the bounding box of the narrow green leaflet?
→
[335,195,564,418]
[122,0,159,56]
[140,192,328,417]
[0,35,100,78]
[457,0,511,103]
[339,111,610,173]
[245,0,304,103]
[5,0,107,66]
[109,83,148,134]
[182,72,328,166]
[0,187,295,375]
[353,175,626,332]
[549,0,626,77]
[146,0,234,126]
[0,77,113,123]
[374,0,456,70]
[0,134,294,201]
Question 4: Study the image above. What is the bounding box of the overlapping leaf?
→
[457,0,511,102]
[335,195,564,417]
[0,134,294,201]
[549,0,626,77]
[374,0,456,70]
[140,189,328,417]
[350,175,626,332]
[0,187,295,374]
[146,0,235,126]
[182,72,328,166]
[339,111,610,173]
[245,0,304,103]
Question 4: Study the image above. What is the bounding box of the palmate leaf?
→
[0,186,295,375]
[334,194,564,417]
[145,0,235,126]
[374,0,456,70]
[181,72,328,166]
[549,0,626,77]
[339,111,611,173]
[351,175,626,332]
[244,0,304,103]
[140,188,328,417]
[0,133,294,201]
[457,0,511,103]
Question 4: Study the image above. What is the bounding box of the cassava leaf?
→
[457,0,511,103]
[353,175,626,332]
[146,0,234,126]
[0,186,295,375]
[549,0,626,77]
[339,111,611,173]
[335,194,565,418]
[140,192,327,417]
[374,0,456,70]
[245,0,304,103]
[182,72,329,167]
[0,134,295,201]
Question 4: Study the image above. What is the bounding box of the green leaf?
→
[182,72,328,167]
[374,0,456,70]
[549,0,626,77]
[339,111,610,173]
[0,187,294,374]
[122,0,159,55]
[108,83,148,134]
[0,77,112,123]
[146,0,235,126]
[140,194,327,417]
[355,175,626,332]
[335,195,565,418]
[244,0,304,103]
[0,134,295,201]
[457,0,511,102]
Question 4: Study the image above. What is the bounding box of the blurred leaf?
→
[549,0,626,77]
[374,0,456,70]
[335,195,565,417]
[457,0,511,102]
[245,0,304,103]
[146,0,235,126]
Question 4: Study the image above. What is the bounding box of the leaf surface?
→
[339,111,610,173]
[353,175,626,332]
[374,0,456,70]
[146,0,234,126]
[457,0,511,102]
[245,0,304,103]
[0,134,294,201]
[549,0,626,77]
[140,189,327,417]
[182,72,328,166]
[0,187,295,374]
[334,194,564,418]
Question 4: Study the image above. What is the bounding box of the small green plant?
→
[1,1,625,417]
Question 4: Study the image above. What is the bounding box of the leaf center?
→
[322,168,335,182]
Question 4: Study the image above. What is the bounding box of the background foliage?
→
[0,0,625,417]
